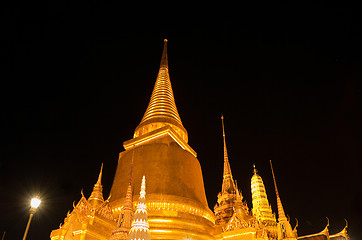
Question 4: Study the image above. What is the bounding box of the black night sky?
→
[1,2,362,240]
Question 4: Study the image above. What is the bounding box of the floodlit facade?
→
[50,40,349,240]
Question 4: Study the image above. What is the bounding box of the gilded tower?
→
[128,176,151,240]
[109,39,214,240]
[214,115,237,226]
[269,161,297,240]
[251,165,278,238]
[251,165,276,224]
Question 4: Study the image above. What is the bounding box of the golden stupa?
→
[50,40,350,240]
[109,39,214,240]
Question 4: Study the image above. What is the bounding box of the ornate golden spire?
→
[214,115,237,225]
[269,160,297,239]
[128,176,150,240]
[269,160,287,222]
[88,163,105,208]
[221,115,235,194]
[134,39,188,143]
[160,39,168,69]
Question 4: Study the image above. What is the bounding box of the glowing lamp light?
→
[23,197,41,240]
[31,197,41,209]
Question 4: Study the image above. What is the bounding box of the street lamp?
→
[22,197,41,240]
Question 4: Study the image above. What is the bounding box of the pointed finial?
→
[88,163,105,207]
[160,39,168,69]
[221,115,232,177]
[133,39,189,145]
[96,163,103,185]
[253,164,258,174]
[270,160,287,221]
[140,175,146,199]
[221,114,225,137]
[270,160,279,198]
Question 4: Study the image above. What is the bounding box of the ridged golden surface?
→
[251,167,276,224]
[134,40,188,143]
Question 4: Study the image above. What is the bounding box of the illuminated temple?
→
[50,40,349,240]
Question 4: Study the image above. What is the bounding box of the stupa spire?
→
[160,39,168,69]
[134,39,188,143]
[269,160,297,239]
[269,160,287,222]
[214,115,237,225]
[128,176,150,240]
[221,115,235,193]
[88,163,104,207]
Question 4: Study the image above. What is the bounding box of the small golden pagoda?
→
[127,176,151,240]
[251,165,277,238]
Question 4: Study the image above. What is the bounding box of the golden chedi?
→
[50,39,350,240]
[109,39,214,240]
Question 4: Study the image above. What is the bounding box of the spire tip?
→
[164,38,168,42]
[96,163,103,185]
[253,164,257,174]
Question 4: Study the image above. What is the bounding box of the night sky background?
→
[1,1,362,240]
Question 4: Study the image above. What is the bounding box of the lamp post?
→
[22,197,41,240]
